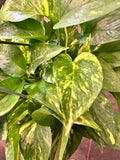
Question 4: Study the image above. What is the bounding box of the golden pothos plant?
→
[0,0,120,160]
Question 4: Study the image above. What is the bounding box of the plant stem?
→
[0,87,27,99]
[64,27,68,53]
[0,40,31,46]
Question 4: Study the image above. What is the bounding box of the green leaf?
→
[1,0,87,22]
[0,115,7,140]
[3,0,120,27]
[26,79,62,122]
[97,52,120,68]
[75,111,101,131]
[53,53,103,159]
[42,61,55,84]
[91,9,120,45]
[0,69,9,81]
[7,102,28,129]
[50,123,83,160]
[20,120,52,160]
[98,57,120,92]
[94,40,120,53]
[63,125,83,160]
[80,34,91,53]
[0,44,26,77]
[32,105,57,126]
[74,125,106,151]
[53,53,103,121]
[6,124,20,160]
[29,43,68,72]
[0,18,46,40]
[2,0,52,22]
[0,77,24,116]
[54,0,120,29]
[90,93,117,146]
[113,113,120,149]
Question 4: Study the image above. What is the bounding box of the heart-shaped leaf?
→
[53,53,103,121]
[53,52,103,160]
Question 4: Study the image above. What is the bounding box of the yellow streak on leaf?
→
[107,128,115,145]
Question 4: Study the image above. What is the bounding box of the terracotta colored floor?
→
[69,138,120,160]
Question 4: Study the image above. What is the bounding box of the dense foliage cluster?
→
[0,0,120,160]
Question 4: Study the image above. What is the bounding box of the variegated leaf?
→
[6,124,20,160]
[0,78,24,116]
[53,53,103,122]
[53,52,103,160]
[97,57,120,92]
[75,111,101,131]
[26,79,63,122]
[29,43,68,72]
[19,120,52,160]
[90,93,118,146]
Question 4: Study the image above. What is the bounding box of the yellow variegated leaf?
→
[53,52,103,122]
[53,52,103,160]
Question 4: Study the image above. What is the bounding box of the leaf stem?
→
[0,87,27,99]
[0,40,31,46]
[64,27,68,53]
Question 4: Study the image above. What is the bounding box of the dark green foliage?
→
[0,0,120,160]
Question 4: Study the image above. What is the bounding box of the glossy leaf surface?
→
[32,105,56,126]
[20,120,52,160]
[90,93,117,146]
[7,102,28,128]
[97,52,120,68]
[6,124,20,160]
[0,69,9,81]
[54,0,120,29]
[30,43,68,72]
[3,0,120,28]
[42,61,55,84]
[53,53,103,121]
[2,0,52,22]
[91,9,120,45]
[53,53,103,160]
[1,0,90,22]
[98,57,120,92]
[75,111,101,131]
[0,78,24,116]
[95,41,120,53]
[0,44,26,77]
[26,79,62,122]
[0,18,45,40]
